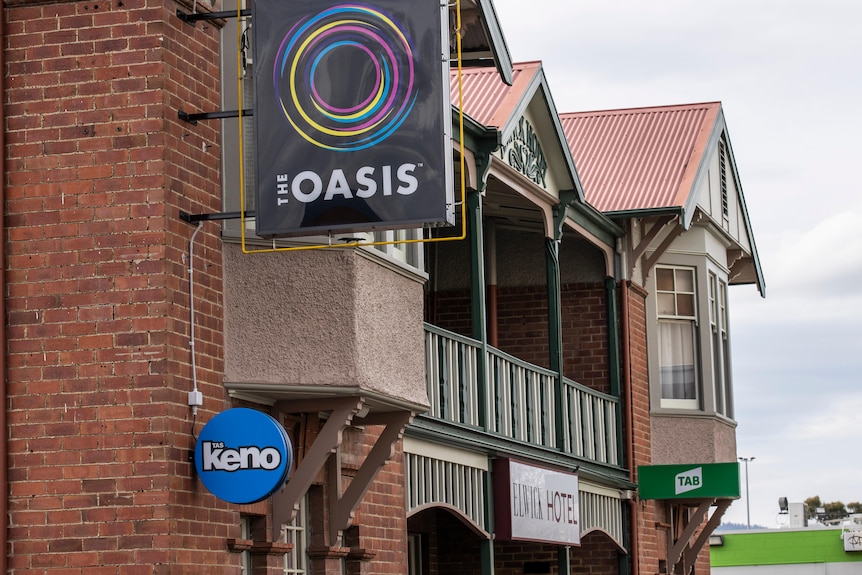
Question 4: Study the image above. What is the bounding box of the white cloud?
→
[732,211,862,331]
[774,212,862,284]
[788,393,862,441]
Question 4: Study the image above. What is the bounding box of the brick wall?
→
[425,289,472,337]
[345,426,409,575]
[624,281,664,575]
[496,285,550,369]
[561,283,610,393]
[570,531,622,574]
[4,0,229,571]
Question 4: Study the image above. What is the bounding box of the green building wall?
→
[711,528,862,567]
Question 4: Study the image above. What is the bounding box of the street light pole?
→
[739,456,756,529]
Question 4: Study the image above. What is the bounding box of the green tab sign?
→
[637,462,740,500]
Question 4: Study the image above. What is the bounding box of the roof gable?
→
[561,102,764,295]
[452,0,513,85]
[452,62,584,201]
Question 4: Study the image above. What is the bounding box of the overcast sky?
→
[490,0,862,528]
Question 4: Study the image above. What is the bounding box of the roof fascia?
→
[604,206,685,222]
[717,111,766,297]
[684,108,766,297]
[679,105,721,229]
[566,201,625,247]
[498,67,586,204]
[451,106,502,154]
[474,0,513,85]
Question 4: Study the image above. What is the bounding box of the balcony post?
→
[467,187,489,431]
[545,236,564,448]
[605,276,624,466]
[469,137,500,431]
[548,191,577,448]
[481,456,496,575]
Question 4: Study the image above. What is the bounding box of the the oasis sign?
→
[194,408,293,504]
[493,459,580,546]
[252,0,453,238]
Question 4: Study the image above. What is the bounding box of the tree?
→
[805,496,851,522]
[805,496,822,517]
[824,501,848,518]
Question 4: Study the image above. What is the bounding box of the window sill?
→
[650,408,738,426]
[227,539,295,555]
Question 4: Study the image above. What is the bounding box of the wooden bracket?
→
[270,397,414,544]
[271,397,363,541]
[328,410,413,543]
[665,498,732,574]
[642,222,685,281]
[627,215,683,279]
[683,498,731,570]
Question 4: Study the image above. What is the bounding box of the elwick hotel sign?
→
[252,0,454,238]
[494,459,580,546]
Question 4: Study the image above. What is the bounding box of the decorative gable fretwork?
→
[500,117,548,188]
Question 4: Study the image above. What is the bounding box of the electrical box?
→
[788,502,808,528]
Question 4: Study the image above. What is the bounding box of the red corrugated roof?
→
[450,61,539,128]
[559,103,720,213]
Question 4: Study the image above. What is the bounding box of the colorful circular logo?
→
[273,4,417,152]
[194,408,293,504]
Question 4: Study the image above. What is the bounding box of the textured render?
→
[650,415,738,465]
[353,253,429,406]
[223,244,429,407]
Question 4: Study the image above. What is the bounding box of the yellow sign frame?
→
[235,0,469,254]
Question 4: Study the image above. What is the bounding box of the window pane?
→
[408,533,423,575]
[659,321,696,400]
[657,293,676,315]
[676,293,695,317]
[284,496,307,574]
[657,268,675,291]
[723,337,733,418]
[708,273,717,326]
[675,268,694,292]
[713,331,724,414]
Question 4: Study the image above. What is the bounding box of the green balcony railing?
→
[424,323,621,467]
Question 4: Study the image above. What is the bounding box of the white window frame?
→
[709,273,733,418]
[408,533,423,575]
[656,266,700,409]
[240,515,252,575]
[372,228,426,270]
[283,496,309,575]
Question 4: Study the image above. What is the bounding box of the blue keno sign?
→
[194,408,294,504]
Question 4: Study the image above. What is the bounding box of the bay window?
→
[709,272,733,418]
[656,266,699,409]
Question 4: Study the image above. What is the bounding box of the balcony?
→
[422,323,622,468]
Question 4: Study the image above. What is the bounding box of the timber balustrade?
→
[423,324,621,467]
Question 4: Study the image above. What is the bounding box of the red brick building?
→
[0,0,763,573]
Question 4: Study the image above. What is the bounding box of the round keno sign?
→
[195,408,293,504]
